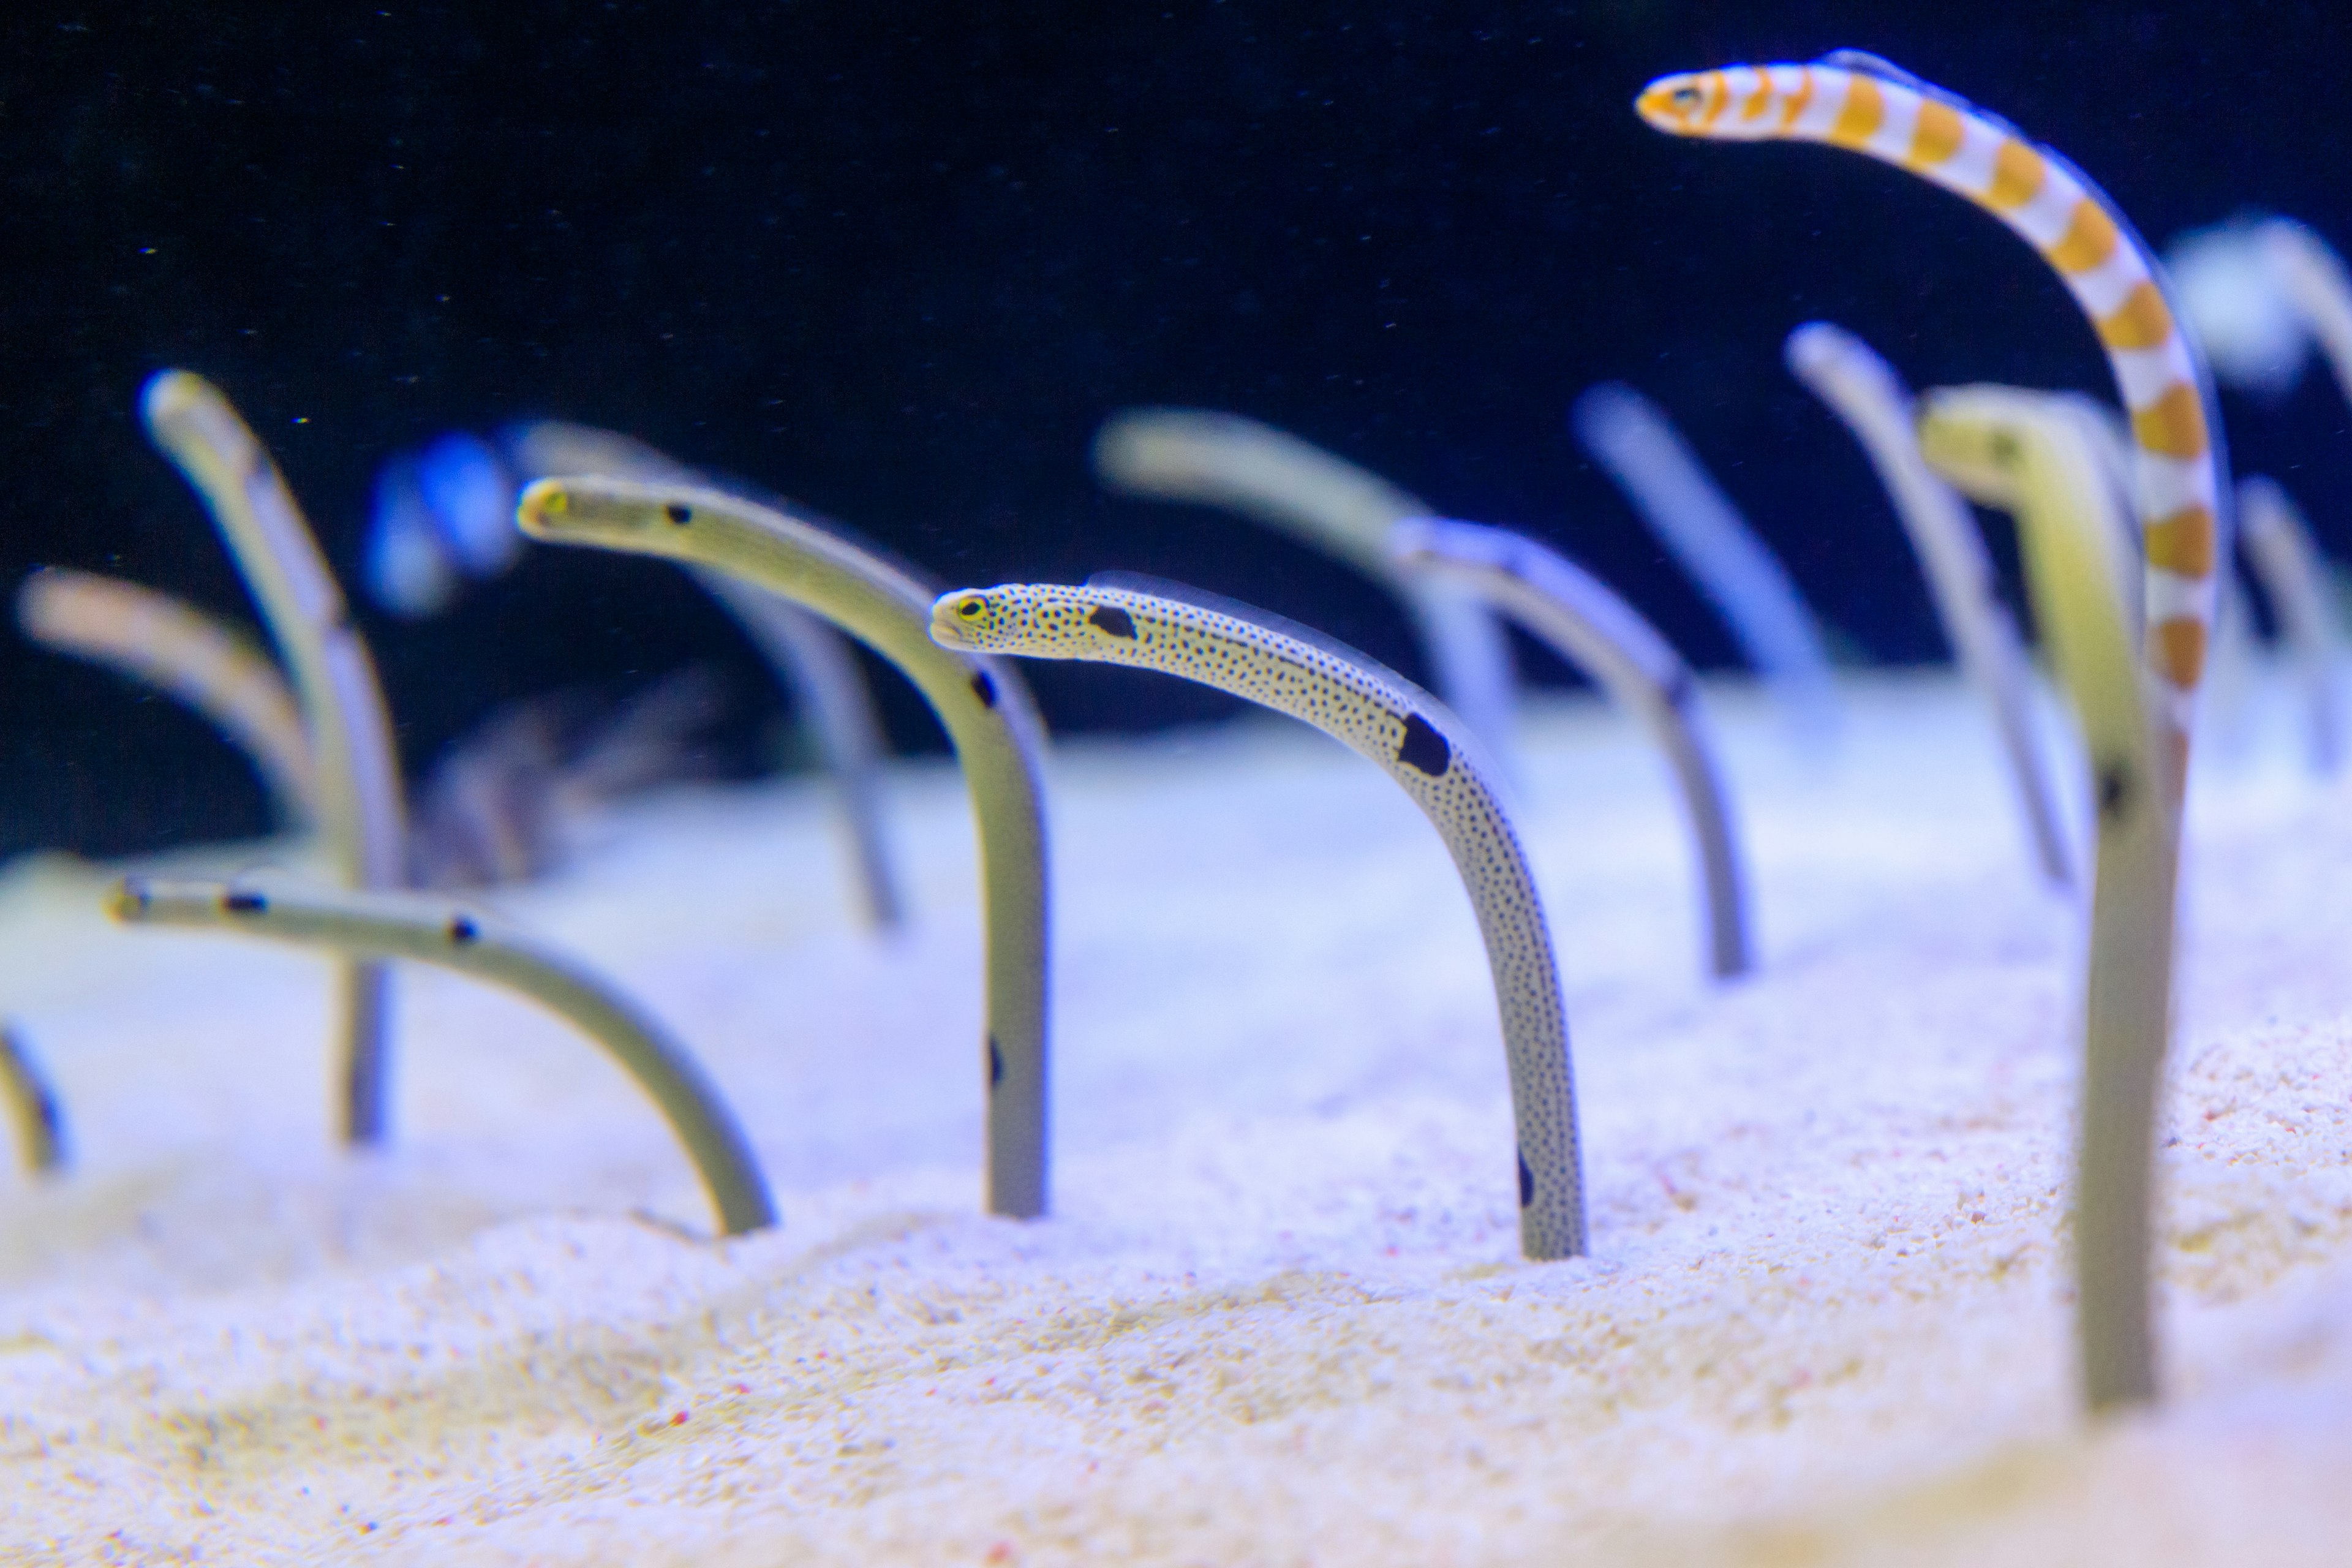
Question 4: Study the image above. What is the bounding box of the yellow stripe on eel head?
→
[2048,199,2121,274]
[2095,281,2176,350]
[2144,505,2217,578]
[2152,615,2208,688]
[2130,382,2210,458]
[1634,71,1719,134]
[1823,72,1883,149]
[1986,138,2046,209]
[1907,97,1965,167]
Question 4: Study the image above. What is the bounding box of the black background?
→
[6,1,2348,857]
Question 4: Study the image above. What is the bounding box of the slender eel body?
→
[1637,53,2225,797]
[516,478,1054,1221]
[1093,409,1521,771]
[2261,219,2352,415]
[110,876,775,1237]
[1784,325,2070,884]
[18,568,318,826]
[1917,385,2173,1413]
[1570,384,1839,742]
[1389,517,1752,980]
[929,579,1583,1261]
[502,421,905,930]
[0,1023,66,1175]
[140,371,407,1145]
[2236,477,2345,774]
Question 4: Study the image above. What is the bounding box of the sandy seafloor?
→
[2,670,2350,1565]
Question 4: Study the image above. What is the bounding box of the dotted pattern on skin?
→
[1390,518,1752,981]
[110,876,777,1238]
[516,477,1054,1224]
[1914,386,2174,1413]
[1637,54,2222,789]
[930,581,1585,1261]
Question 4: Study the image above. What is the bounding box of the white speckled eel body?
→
[1638,53,2223,792]
[517,477,1054,1223]
[140,371,409,1145]
[930,580,1584,1261]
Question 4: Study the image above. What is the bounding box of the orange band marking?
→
[1825,73,1884,148]
[2130,382,2209,458]
[1781,67,1815,129]
[1908,99,1964,167]
[1986,139,2045,209]
[2152,616,2207,688]
[2095,281,2174,350]
[2143,505,2217,577]
[2049,198,2122,274]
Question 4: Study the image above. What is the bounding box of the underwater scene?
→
[6,2,2352,1561]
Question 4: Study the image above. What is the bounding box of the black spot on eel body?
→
[448,915,480,945]
[224,891,269,914]
[1396,712,1451,777]
[2096,758,2134,821]
[988,1036,1005,1087]
[664,503,692,524]
[970,670,998,707]
[1088,605,1137,639]
[1517,1149,1534,1208]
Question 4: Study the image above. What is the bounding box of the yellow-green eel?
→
[110,876,775,1237]
[1389,516,1752,981]
[141,371,409,1146]
[1916,385,2172,1414]
[929,577,1584,1261]
[516,477,1054,1221]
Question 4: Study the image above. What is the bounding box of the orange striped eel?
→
[1637,51,2223,797]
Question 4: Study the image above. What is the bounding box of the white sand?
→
[2,672,2349,1564]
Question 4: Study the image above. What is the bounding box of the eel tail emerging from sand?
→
[2234,477,2345,774]
[1389,516,1752,981]
[110,876,776,1237]
[1917,384,2173,1415]
[1783,323,2071,885]
[1570,383,1841,744]
[0,1022,66,1176]
[500,421,905,931]
[929,575,1585,1262]
[517,477,1054,1222]
[1637,50,2226,801]
[17,568,320,827]
[140,371,409,1147]
[1093,409,1521,774]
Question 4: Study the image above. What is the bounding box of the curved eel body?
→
[1570,383,1839,742]
[929,578,1584,1261]
[0,1023,66,1176]
[2261,219,2352,416]
[1916,384,2173,1413]
[1782,323,2070,884]
[502,421,905,930]
[1389,517,1752,980]
[110,876,775,1237]
[1637,53,2223,796]
[2236,476,2345,774]
[18,568,319,826]
[1093,409,1521,771]
[140,371,408,1145]
[516,477,1054,1221]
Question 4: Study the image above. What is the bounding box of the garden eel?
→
[1638,50,2225,804]
[1915,384,2172,1414]
[1570,383,1840,743]
[141,371,408,1145]
[2262,218,2352,413]
[2236,476,2345,774]
[929,577,1584,1261]
[1389,516,1752,981]
[1783,323,2071,884]
[1093,409,1521,772]
[502,421,904,929]
[17,567,318,826]
[515,477,1054,1221]
[108,876,775,1237]
[0,1022,66,1175]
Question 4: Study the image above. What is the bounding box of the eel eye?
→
[957,597,984,619]
[1672,85,1703,110]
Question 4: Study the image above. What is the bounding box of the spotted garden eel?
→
[1783,323,2070,884]
[0,1022,66,1176]
[1093,409,1521,771]
[1915,384,2172,1412]
[516,477,1054,1221]
[2236,476,2345,774]
[1389,516,1751,981]
[1570,383,1840,744]
[502,421,905,930]
[141,371,408,1145]
[929,577,1584,1261]
[109,876,775,1237]
[1637,51,2226,802]
[17,567,318,826]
